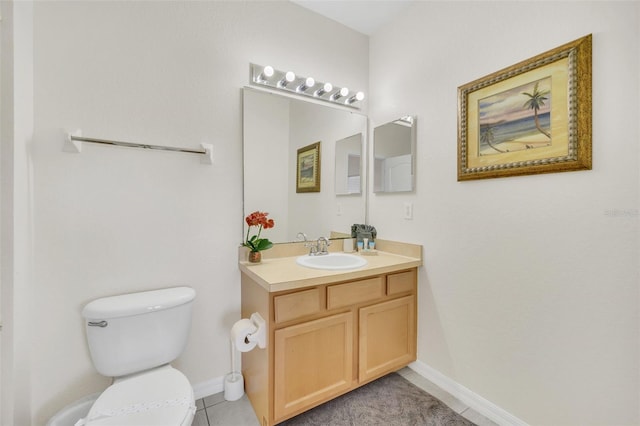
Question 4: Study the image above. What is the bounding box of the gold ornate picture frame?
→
[296,141,321,193]
[458,34,592,181]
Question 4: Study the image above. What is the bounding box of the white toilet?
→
[71,286,197,426]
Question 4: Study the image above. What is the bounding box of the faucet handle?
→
[303,235,317,254]
[316,237,330,254]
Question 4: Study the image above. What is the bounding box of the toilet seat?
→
[78,365,195,426]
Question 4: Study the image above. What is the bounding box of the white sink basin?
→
[296,253,367,270]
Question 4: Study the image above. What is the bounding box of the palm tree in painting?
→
[522,82,551,139]
[480,122,506,153]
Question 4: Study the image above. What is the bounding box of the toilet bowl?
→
[49,286,196,426]
[78,365,194,426]
[46,393,100,426]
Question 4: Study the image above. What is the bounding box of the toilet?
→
[60,286,197,426]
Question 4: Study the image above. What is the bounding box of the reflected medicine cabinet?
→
[335,133,363,195]
[373,116,416,193]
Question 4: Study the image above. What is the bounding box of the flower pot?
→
[248,251,262,263]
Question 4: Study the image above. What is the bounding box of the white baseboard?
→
[408,360,528,426]
[192,375,225,400]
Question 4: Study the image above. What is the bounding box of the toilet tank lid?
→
[82,286,196,319]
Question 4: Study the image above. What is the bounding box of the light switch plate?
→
[404,202,413,220]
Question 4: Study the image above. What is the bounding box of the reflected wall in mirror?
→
[243,88,367,244]
[373,116,417,193]
[335,133,362,195]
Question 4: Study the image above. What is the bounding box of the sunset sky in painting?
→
[478,78,552,125]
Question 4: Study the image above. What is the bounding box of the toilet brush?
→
[224,341,244,401]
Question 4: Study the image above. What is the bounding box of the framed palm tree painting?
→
[458,34,592,181]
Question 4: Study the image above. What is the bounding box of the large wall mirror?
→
[243,88,367,243]
[373,116,417,193]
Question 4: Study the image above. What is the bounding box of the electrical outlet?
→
[404,202,413,220]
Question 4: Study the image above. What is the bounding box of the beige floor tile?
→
[192,409,209,426]
[203,391,225,408]
[196,398,205,410]
[205,394,260,426]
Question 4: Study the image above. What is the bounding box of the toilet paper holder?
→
[246,312,266,349]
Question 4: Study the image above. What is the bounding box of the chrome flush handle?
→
[88,320,108,327]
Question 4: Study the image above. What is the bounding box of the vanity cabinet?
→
[241,267,417,426]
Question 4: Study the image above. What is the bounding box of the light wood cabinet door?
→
[359,295,416,382]
[274,312,353,422]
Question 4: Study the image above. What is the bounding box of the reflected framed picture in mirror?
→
[296,141,321,193]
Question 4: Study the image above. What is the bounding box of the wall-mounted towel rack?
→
[63,130,214,165]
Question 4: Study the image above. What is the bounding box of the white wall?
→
[243,89,290,243]
[1,1,35,425]
[27,2,368,424]
[369,2,639,425]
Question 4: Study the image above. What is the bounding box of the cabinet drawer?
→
[327,277,384,309]
[274,288,322,323]
[387,270,416,295]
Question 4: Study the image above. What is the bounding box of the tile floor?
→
[192,367,498,426]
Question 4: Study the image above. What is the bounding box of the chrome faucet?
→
[304,236,331,256]
[307,242,318,255]
[299,232,317,255]
[316,237,331,255]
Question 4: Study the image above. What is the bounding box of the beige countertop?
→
[239,247,422,293]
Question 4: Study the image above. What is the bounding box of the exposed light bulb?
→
[315,82,333,97]
[297,77,315,92]
[279,71,296,87]
[347,91,365,104]
[258,65,274,81]
[332,87,349,100]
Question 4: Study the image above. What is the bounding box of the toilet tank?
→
[82,286,196,377]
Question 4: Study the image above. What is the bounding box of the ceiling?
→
[290,0,416,36]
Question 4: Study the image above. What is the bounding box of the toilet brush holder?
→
[224,372,244,401]
[224,339,245,401]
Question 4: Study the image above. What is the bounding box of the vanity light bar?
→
[249,63,365,109]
